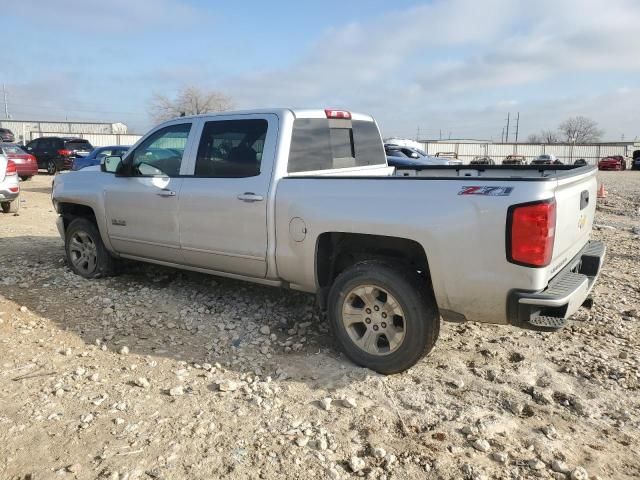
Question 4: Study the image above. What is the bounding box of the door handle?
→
[237,192,264,202]
[157,189,176,197]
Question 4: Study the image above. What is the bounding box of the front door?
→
[104,121,195,264]
[179,115,277,277]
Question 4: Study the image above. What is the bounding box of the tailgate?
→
[548,168,597,275]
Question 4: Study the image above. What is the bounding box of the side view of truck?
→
[52,108,605,373]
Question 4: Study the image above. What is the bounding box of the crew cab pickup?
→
[52,108,605,373]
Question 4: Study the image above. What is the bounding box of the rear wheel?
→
[19,175,32,181]
[47,160,57,175]
[1,200,19,214]
[327,260,439,374]
[65,218,115,278]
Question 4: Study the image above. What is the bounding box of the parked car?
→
[52,108,605,374]
[0,153,20,213]
[469,156,495,165]
[25,137,94,175]
[531,154,559,165]
[385,145,461,167]
[72,145,131,171]
[0,143,38,180]
[502,155,527,165]
[598,155,626,171]
[0,128,15,143]
[632,150,640,170]
[574,158,588,166]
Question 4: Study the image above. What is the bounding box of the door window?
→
[194,119,268,178]
[129,123,191,177]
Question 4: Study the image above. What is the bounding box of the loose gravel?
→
[0,171,638,479]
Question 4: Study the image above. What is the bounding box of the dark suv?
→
[25,137,93,174]
[0,128,15,143]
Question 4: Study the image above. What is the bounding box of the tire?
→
[19,176,32,181]
[327,260,439,374]
[65,218,115,278]
[47,160,57,175]
[1,199,19,214]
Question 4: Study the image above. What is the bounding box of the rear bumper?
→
[508,240,605,330]
[16,164,38,176]
[0,188,20,201]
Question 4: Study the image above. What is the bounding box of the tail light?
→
[58,149,72,156]
[28,154,36,163]
[5,159,17,176]
[325,109,352,119]
[507,199,556,267]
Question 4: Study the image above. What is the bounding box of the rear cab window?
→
[64,140,93,151]
[288,116,386,173]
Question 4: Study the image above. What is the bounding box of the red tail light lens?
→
[507,200,556,267]
[5,159,17,176]
[58,149,72,156]
[28,154,36,163]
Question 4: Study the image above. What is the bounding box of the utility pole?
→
[439,129,442,140]
[515,112,520,143]
[501,127,505,143]
[2,84,8,119]
[505,112,510,143]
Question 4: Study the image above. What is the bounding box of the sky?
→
[2,0,640,141]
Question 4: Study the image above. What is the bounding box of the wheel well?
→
[58,203,97,231]
[316,232,433,307]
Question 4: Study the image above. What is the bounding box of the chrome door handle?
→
[237,192,264,202]
[157,189,176,197]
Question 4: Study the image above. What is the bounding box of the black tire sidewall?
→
[65,218,112,278]
[47,160,57,175]
[327,261,438,374]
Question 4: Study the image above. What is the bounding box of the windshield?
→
[1,145,24,155]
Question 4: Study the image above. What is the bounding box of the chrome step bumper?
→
[509,240,606,331]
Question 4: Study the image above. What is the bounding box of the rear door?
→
[178,114,278,277]
[548,169,597,274]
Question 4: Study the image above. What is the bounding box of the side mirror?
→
[411,152,420,159]
[101,155,122,173]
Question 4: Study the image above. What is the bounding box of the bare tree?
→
[527,129,560,143]
[540,129,561,143]
[149,85,234,123]
[558,116,603,143]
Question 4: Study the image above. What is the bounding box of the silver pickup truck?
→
[52,108,605,373]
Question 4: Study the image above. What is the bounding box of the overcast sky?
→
[2,0,639,141]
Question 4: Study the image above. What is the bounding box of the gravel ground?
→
[0,171,638,480]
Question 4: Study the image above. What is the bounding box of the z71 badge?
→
[458,186,514,196]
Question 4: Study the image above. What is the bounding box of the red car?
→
[598,155,626,171]
[0,143,38,180]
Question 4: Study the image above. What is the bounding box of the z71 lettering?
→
[458,186,514,196]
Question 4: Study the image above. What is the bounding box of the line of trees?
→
[527,116,604,144]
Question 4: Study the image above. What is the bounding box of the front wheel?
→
[47,160,57,175]
[65,218,115,278]
[327,260,439,374]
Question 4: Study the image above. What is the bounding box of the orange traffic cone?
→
[597,183,607,199]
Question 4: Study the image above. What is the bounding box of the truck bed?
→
[275,164,597,325]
